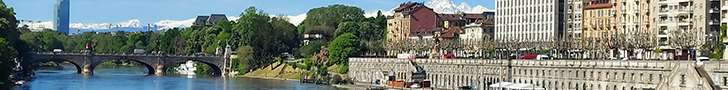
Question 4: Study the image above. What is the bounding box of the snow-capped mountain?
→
[18,0,490,34]
[69,19,143,30]
[425,0,493,14]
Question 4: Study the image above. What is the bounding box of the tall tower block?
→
[54,0,70,34]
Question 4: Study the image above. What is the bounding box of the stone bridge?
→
[29,52,231,76]
[349,58,728,90]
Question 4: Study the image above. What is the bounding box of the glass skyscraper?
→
[54,0,69,34]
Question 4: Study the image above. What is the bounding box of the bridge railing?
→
[29,52,224,58]
[350,58,693,70]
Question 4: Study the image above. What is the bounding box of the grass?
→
[243,62,303,80]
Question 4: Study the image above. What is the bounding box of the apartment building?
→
[615,0,652,35]
[651,0,721,59]
[495,0,567,42]
[583,0,614,40]
[567,0,584,40]
[611,0,654,59]
[723,0,727,25]
[386,2,438,41]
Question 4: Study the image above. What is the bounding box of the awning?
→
[488,82,545,90]
[507,83,545,90]
[488,82,514,88]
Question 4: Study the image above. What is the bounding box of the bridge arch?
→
[32,59,82,73]
[163,59,222,76]
[90,59,156,75]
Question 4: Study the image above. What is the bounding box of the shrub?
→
[327,33,359,65]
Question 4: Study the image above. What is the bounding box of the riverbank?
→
[237,75,299,81]
[243,62,303,80]
[331,83,445,90]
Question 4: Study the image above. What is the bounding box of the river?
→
[14,64,346,90]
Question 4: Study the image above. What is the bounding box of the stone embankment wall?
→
[349,58,728,90]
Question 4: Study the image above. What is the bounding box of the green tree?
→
[73,32,94,52]
[721,24,727,37]
[233,46,254,74]
[108,31,127,53]
[328,33,359,65]
[91,33,113,53]
[297,24,306,34]
[0,38,17,89]
[40,30,62,51]
[334,22,359,37]
[299,40,328,57]
[160,28,183,54]
[356,21,383,41]
[230,6,292,70]
[194,62,213,75]
[0,1,19,46]
[145,32,162,52]
[272,16,299,52]
[302,4,365,28]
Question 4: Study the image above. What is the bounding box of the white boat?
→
[14,80,25,85]
[174,61,196,75]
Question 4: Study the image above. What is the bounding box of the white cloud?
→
[278,14,306,26]
[364,10,394,18]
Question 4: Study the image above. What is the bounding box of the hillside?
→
[243,62,302,80]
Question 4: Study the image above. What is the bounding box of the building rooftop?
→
[192,14,229,27]
[441,26,462,38]
[394,2,432,12]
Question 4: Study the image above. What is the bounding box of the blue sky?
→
[7,0,492,24]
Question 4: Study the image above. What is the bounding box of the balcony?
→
[710,7,720,13]
[679,0,692,2]
[710,19,720,25]
[658,22,668,26]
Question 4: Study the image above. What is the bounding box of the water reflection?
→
[17,65,346,90]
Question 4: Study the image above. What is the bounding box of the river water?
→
[15,64,346,90]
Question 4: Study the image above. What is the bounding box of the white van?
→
[53,49,63,53]
[696,57,709,66]
[536,55,549,60]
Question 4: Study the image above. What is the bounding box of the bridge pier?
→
[82,64,92,75]
[155,64,164,76]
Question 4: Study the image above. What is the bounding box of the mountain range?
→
[19,0,491,34]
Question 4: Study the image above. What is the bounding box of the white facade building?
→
[566,0,584,39]
[651,0,721,59]
[496,0,566,42]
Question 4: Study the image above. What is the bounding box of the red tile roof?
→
[394,3,431,12]
[438,14,463,20]
[464,14,485,19]
[440,26,462,38]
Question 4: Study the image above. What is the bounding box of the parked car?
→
[443,54,455,59]
[521,54,549,60]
